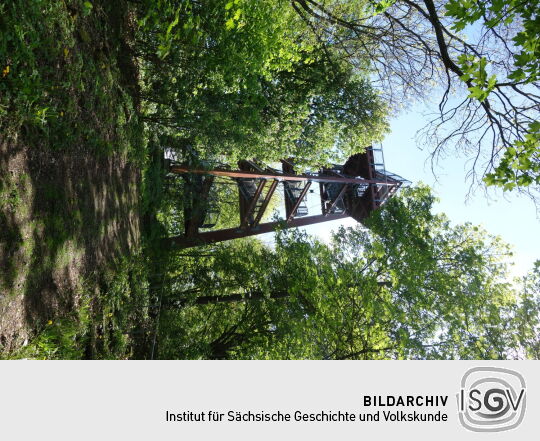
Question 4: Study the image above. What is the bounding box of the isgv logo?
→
[457,367,526,432]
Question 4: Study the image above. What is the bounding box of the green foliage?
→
[6,302,91,360]
[136,0,388,166]
[485,122,540,189]
[513,262,540,359]
[0,1,151,357]
[361,186,518,359]
[156,186,533,360]
[446,0,540,84]
[92,253,151,359]
[82,2,94,17]
[443,0,540,190]
[3,253,151,360]
[3,0,537,361]
[457,54,497,102]
[366,0,396,14]
[0,0,144,160]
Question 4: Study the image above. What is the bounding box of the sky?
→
[298,107,539,278]
[298,20,540,278]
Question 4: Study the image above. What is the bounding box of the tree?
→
[288,0,540,196]
[155,186,533,359]
[135,0,388,166]
[512,262,540,359]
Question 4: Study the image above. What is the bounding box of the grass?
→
[0,0,143,160]
[2,254,151,359]
[8,301,91,360]
[0,0,155,358]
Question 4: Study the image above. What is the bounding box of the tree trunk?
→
[164,290,290,308]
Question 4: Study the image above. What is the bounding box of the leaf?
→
[483,174,496,186]
[529,121,540,132]
[487,74,497,90]
[508,68,525,81]
[503,182,516,191]
[467,86,487,101]
[82,1,93,17]
[166,13,180,37]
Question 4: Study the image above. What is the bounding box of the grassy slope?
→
[0,0,152,358]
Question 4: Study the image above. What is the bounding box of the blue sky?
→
[300,108,539,278]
